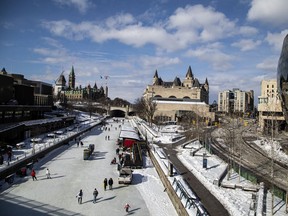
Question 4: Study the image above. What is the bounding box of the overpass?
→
[109,105,136,117]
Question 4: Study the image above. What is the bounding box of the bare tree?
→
[134,97,157,125]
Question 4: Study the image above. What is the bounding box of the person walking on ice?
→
[108,178,113,190]
[31,169,37,181]
[93,188,98,203]
[124,203,131,212]
[46,168,51,179]
[76,189,83,204]
[103,178,108,191]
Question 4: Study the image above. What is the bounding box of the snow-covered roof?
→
[119,130,140,140]
[121,125,136,132]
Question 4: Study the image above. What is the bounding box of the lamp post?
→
[32,139,35,155]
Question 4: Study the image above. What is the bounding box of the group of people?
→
[28,121,131,213]
[30,168,51,181]
[76,188,130,212]
[103,177,114,190]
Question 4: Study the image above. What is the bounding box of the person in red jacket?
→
[31,169,37,181]
[124,203,131,212]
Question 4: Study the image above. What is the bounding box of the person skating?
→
[93,188,98,203]
[124,203,131,212]
[31,169,37,181]
[103,178,108,191]
[110,157,116,165]
[46,168,51,179]
[76,189,83,204]
[108,178,113,190]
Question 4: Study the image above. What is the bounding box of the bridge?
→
[109,105,136,117]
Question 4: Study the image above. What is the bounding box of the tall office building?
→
[218,88,254,114]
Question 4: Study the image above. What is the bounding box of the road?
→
[160,143,230,216]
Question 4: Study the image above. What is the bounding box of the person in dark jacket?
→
[93,188,98,203]
[76,189,83,204]
[103,178,108,191]
[108,178,113,190]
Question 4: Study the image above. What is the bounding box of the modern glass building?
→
[277,34,288,124]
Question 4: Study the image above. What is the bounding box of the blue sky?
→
[1,0,288,104]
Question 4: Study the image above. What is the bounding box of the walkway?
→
[161,143,230,216]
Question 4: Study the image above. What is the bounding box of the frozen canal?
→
[0,118,177,216]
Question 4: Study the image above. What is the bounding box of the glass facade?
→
[277,34,288,123]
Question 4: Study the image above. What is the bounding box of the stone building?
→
[258,79,285,133]
[54,66,106,102]
[143,66,214,123]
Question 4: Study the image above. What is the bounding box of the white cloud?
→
[238,26,258,36]
[0,21,14,29]
[167,4,236,42]
[42,4,257,53]
[33,47,70,64]
[105,13,136,28]
[185,43,234,71]
[265,30,288,51]
[139,55,180,68]
[231,39,261,51]
[53,0,93,14]
[256,57,278,71]
[247,0,288,26]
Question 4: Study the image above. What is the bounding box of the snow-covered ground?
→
[0,116,177,216]
[2,113,288,216]
[133,117,288,216]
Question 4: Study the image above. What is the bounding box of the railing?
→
[172,178,208,215]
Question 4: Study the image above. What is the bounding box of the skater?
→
[31,169,37,181]
[108,178,113,190]
[124,203,131,212]
[80,141,84,147]
[7,150,12,162]
[103,178,108,191]
[76,189,83,204]
[46,168,51,179]
[93,188,98,203]
[110,157,116,165]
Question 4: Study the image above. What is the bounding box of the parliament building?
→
[54,66,107,102]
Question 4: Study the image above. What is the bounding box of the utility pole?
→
[271,117,274,216]
[238,117,242,183]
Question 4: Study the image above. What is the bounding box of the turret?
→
[204,78,209,91]
[153,70,159,85]
[183,66,194,88]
